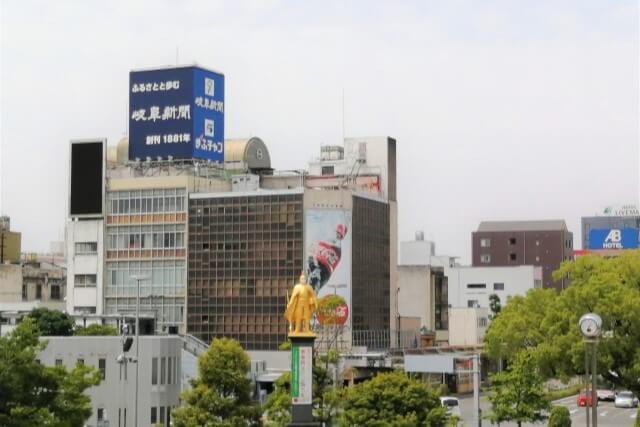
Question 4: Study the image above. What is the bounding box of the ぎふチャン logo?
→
[603,229,623,249]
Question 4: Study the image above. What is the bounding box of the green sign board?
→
[291,345,312,405]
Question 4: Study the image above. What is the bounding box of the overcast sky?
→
[1,0,638,262]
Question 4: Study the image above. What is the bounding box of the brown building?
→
[472,220,573,291]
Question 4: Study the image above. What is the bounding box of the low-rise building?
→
[38,335,181,427]
[448,307,488,346]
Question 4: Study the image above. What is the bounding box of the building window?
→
[478,317,488,327]
[467,300,479,308]
[480,254,491,263]
[150,407,157,424]
[160,406,165,424]
[466,283,486,289]
[535,240,540,246]
[75,242,98,254]
[160,357,166,384]
[50,285,61,300]
[321,165,334,176]
[535,256,540,262]
[36,285,42,299]
[152,357,158,385]
[74,274,97,287]
[74,306,96,314]
[167,357,172,384]
[509,253,517,261]
[97,408,104,421]
[22,285,27,301]
[508,237,517,245]
[99,358,106,380]
[55,359,63,366]
[493,283,505,291]
[77,358,84,366]
[480,238,491,247]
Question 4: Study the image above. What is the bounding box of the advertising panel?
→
[589,228,639,249]
[305,209,352,329]
[129,66,224,162]
[69,139,105,217]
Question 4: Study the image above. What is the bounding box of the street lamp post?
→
[579,313,602,427]
[131,274,150,427]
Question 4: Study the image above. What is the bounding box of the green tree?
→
[28,308,74,336]
[262,372,291,427]
[0,318,102,427]
[172,337,260,427]
[547,405,571,427]
[340,370,446,427]
[74,324,118,336]
[485,350,549,427]
[488,293,501,319]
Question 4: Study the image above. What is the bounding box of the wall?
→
[39,336,181,427]
[446,265,542,309]
[0,230,21,263]
[397,265,433,330]
[66,219,104,315]
[448,307,488,346]
[0,264,22,302]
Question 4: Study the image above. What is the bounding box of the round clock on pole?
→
[579,313,602,339]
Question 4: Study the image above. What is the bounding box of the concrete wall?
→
[66,219,104,315]
[0,264,22,302]
[39,336,181,427]
[397,265,433,330]
[448,307,488,346]
[446,265,542,309]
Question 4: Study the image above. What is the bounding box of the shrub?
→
[547,406,571,427]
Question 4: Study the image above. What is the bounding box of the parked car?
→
[440,396,461,418]
[597,389,616,401]
[577,391,597,407]
[614,391,639,408]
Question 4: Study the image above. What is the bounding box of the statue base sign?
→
[289,336,319,427]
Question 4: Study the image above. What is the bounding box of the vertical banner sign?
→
[129,66,225,162]
[291,346,312,405]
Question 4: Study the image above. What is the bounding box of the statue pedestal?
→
[289,335,320,427]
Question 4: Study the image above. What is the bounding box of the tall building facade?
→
[471,220,573,291]
[580,205,640,255]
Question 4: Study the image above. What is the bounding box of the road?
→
[457,394,637,427]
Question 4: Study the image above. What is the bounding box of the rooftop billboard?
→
[129,66,225,162]
[588,228,639,250]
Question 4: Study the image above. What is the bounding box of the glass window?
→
[152,357,158,385]
[75,242,98,254]
[159,406,165,424]
[75,274,97,287]
[97,408,104,420]
[150,407,157,424]
[467,300,479,308]
[480,238,491,247]
[480,254,491,263]
[466,283,486,289]
[99,358,106,380]
[493,283,505,291]
[509,253,517,261]
[55,359,63,366]
[160,357,166,384]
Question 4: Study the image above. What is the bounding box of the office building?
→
[188,137,397,350]
[472,220,573,291]
[0,215,21,264]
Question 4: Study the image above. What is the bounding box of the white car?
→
[440,396,462,418]
[614,391,638,408]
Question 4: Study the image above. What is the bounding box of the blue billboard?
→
[129,66,225,162]
[588,228,639,249]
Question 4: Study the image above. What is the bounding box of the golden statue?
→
[284,272,318,336]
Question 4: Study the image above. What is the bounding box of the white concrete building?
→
[39,335,181,427]
[446,265,542,309]
[66,219,104,317]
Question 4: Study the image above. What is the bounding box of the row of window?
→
[151,356,179,385]
[107,225,186,250]
[150,406,173,426]
[108,188,186,215]
[466,282,504,290]
[55,357,106,379]
[75,274,97,287]
[75,242,98,254]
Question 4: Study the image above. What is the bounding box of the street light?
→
[131,274,150,427]
[579,312,602,427]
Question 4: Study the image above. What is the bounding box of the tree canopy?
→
[28,308,74,336]
[485,350,549,427]
[171,337,260,427]
[74,324,118,336]
[0,318,101,427]
[339,370,446,427]
[484,251,640,394]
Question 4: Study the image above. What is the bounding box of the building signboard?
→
[305,210,352,329]
[291,345,312,405]
[588,228,639,249]
[602,205,640,217]
[129,66,225,162]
